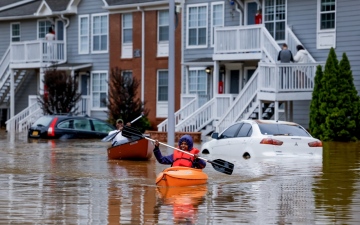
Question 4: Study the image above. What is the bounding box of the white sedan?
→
[201,120,322,160]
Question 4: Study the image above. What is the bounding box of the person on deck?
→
[153,135,206,169]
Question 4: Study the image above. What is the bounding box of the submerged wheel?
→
[243,152,250,159]
[202,149,209,154]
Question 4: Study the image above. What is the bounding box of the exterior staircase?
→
[158,25,322,135]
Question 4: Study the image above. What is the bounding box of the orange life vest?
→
[172,148,200,167]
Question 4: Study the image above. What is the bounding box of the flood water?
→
[1,130,360,224]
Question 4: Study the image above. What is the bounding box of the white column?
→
[258,100,262,119]
[213,61,219,97]
[274,101,279,121]
[39,68,45,95]
[10,69,15,118]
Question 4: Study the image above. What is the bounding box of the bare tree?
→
[37,68,81,115]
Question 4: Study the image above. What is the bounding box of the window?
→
[264,0,286,41]
[211,2,224,46]
[187,4,207,48]
[220,123,242,139]
[122,13,133,44]
[158,10,169,42]
[237,123,252,137]
[11,23,20,42]
[320,0,336,30]
[92,13,108,53]
[158,70,168,101]
[38,20,52,39]
[79,15,89,54]
[188,69,207,95]
[122,71,132,86]
[91,71,108,108]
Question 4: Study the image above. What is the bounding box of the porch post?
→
[274,101,279,121]
[213,61,219,97]
[10,69,15,121]
[39,68,44,95]
[289,101,293,122]
[258,100,262,119]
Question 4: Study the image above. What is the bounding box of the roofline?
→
[103,0,181,11]
[0,10,76,21]
[0,0,36,12]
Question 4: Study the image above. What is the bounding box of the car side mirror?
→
[211,132,219,139]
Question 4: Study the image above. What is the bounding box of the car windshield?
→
[258,123,311,137]
[32,116,53,127]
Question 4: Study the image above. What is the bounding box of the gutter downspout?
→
[61,14,70,63]
[137,6,145,102]
[234,0,243,25]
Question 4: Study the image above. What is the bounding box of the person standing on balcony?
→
[255,9,262,24]
[45,26,56,61]
[294,45,309,88]
[277,44,294,89]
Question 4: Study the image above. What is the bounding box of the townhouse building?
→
[158,0,360,135]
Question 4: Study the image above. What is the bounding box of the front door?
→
[230,70,240,94]
[56,20,64,41]
[246,1,258,25]
[243,68,256,88]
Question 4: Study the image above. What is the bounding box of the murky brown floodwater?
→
[1,130,360,224]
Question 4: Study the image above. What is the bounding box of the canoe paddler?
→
[153,134,206,169]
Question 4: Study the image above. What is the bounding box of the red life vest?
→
[172,148,200,167]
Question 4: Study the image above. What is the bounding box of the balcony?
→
[10,40,66,68]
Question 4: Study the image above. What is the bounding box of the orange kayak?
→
[155,166,208,187]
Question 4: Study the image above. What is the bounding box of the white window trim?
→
[157,10,169,43]
[91,13,109,54]
[188,67,208,95]
[186,3,208,49]
[78,15,90,54]
[37,19,52,40]
[263,0,287,43]
[10,22,20,42]
[121,13,133,58]
[91,70,108,110]
[210,2,224,47]
[156,70,169,117]
[316,0,336,49]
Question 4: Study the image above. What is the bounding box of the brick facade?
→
[109,11,182,131]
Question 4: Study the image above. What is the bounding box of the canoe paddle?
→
[101,113,144,142]
[122,126,234,175]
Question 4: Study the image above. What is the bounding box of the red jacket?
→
[172,148,200,167]
[255,13,262,24]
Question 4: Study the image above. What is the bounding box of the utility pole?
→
[167,0,175,151]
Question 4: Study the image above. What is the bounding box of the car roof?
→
[239,120,300,126]
[40,115,104,121]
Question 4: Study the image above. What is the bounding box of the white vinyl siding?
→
[10,23,20,42]
[79,15,90,54]
[91,13,108,53]
[91,71,108,109]
[211,2,224,47]
[264,0,286,41]
[187,4,208,48]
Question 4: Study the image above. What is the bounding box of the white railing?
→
[215,25,262,53]
[6,96,91,133]
[216,69,259,133]
[262,27,281,62]
[259,62,324,92]
[157,96,198,132]
[175,95,233,132]
[10,40,66,64]
[0,47,11,89]
[286,26,315,63]
[6,101,40,132]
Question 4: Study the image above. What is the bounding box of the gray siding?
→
[66,0,109,71]
[288,0,360,93]
[183,0,240,62]
[293,100,311,129]
[15,70,38,114]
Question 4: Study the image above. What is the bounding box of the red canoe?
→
[107,138,153,160]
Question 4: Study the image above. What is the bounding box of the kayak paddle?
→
[101,113,144,142]
[122,126,234,175]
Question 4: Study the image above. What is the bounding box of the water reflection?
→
[1,131,360,224]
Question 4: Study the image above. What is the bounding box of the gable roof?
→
[105,0,163,6]
[0,0,74,20]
